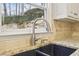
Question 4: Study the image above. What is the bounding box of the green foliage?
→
[24,8,44,21]
[3,16,15,24]
[3,8,44,25]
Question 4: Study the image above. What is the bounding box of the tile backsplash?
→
[72,21,79,39]
[54,20,79,40]
[54,20,73,40]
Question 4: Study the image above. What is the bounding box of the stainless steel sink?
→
[14,44,77,56]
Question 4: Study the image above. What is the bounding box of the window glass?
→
[2,3,47,33]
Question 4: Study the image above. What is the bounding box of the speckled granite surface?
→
[9,38,79,56]
[9,40,50,56]
[10,38,79,56]
[4,38,79,56]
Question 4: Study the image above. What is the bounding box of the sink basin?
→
[14,44,77,56]
[37,44,77,56]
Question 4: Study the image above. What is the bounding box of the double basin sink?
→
[14,44,77,56]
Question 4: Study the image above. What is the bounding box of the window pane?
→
[2,3,47,33]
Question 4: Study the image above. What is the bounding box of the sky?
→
[3,3,29,16]
[2,3,42,16]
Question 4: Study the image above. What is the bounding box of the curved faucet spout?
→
[31,18,51,45]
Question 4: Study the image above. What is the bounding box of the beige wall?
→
[54,20,79,40]
[0,20,78,55]
[54,20,73,40]
[72,21,79,39]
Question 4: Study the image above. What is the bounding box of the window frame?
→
[0,3,52,36]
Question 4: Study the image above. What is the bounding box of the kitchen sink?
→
[14,44,77,56]
[37,44,77,56]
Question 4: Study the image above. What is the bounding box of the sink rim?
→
[37,43,77,56]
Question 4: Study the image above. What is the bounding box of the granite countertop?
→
[52,39,79,56]
[9,39,50,56]
[5,38,79,56]
[12,38,79,56]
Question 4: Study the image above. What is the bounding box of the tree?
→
[21,3,24,15]
[3,5,44,25]
[16,3,17,15]
[24,8,44,21]
[9,3,11,16]
[3,3,7,16]
[18,3,21,15]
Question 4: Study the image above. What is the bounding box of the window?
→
[0,3,48,35]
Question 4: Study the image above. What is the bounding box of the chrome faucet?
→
[31,18,51,46]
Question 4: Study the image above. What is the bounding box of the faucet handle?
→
[41,39,48,44]
[35,38,41,41]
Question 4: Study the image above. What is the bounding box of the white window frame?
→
[0,3,52,36]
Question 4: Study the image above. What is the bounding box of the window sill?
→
[0,28,52,36]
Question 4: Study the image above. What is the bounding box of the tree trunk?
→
[21,3,24,15]
[9,3,11,16]
[3,3,7,16]
[18,3,21,15]
[16,3,17,15]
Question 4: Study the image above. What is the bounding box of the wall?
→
[72,21,79,39]
[0,20,74,55]
[54,20,73,40]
